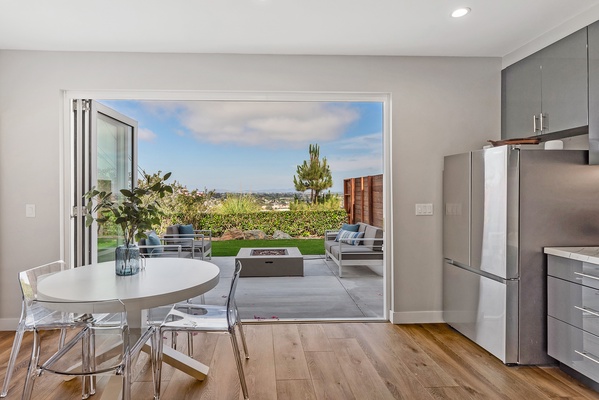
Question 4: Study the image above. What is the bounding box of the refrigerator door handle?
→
[445,259,508,284]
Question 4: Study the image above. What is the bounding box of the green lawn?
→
[211,239,324,257]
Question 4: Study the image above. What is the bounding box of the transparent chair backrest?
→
[226,260,243,328]
[19,260,69,306]
[19,260,127,329]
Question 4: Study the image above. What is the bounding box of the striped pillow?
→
[335,229,364,245]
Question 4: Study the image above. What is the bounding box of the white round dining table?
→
[37,258,220,327]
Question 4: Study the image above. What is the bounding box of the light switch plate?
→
[415,203,433,216]
[26,204,35,218]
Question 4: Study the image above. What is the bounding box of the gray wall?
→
[0,50,501,327]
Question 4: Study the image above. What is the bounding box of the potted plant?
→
[84,172,173,275]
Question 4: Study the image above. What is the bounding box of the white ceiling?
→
[2,0,599,64]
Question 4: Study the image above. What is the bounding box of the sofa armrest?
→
[138,244,182,258]
[194,229,212,238]
[325,230,339,241]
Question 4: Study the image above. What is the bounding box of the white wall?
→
[0,51,501,328]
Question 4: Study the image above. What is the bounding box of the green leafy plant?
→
[84,172,174,248]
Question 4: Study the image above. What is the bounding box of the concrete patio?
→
[203,255,385,321]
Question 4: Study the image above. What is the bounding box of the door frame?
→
[60,89,394,320]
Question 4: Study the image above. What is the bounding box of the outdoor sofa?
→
[324,222,384,277]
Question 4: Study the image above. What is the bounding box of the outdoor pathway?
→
[204,255,385,321]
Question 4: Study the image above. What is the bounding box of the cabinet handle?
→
[540,113,547,131]
[575,350,599,365]
[574,271,599,281]
[533,115,539,133]
[574,305,599,317]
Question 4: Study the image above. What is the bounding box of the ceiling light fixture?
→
[451,7,471,18]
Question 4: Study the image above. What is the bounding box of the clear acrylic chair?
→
[1,260,83,398]
[155,260,249,399]
[144,245,205,356]
[20,296,157,400]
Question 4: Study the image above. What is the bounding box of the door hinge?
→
[72,99,91,112]
[72,206,88,218]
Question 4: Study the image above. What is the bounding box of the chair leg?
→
[0,324,25,397]
[22,330,42,400]
[237,321,250,360]
[58,327,67,349]
[229,330,249,399]
[154,329,165,400]
[122,350,132,400]
[150,329,159,400]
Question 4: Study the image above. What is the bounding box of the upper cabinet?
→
[501,28,588,139]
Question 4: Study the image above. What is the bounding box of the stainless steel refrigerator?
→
[443,146,599,365]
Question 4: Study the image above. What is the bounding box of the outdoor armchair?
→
[162,224,212,260]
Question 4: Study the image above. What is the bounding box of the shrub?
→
[165,209,348,237]
[290,192,342,211]
[214,194,261,214]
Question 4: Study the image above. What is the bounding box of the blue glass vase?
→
[115,244,140,276]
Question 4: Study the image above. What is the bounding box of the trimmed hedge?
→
[164,210,348,237]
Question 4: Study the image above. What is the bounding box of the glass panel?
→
[96,112,134,262]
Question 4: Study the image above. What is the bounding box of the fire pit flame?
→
[250,249,287,256]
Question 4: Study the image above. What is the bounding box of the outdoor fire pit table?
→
[235,247,304,277]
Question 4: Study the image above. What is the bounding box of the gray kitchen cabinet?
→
[502,28,588,139]
[546,250,599,387]
[502,53,541,139]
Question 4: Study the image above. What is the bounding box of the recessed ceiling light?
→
[451,7,471,18]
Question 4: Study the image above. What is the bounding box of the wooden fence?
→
[343,174,383,228]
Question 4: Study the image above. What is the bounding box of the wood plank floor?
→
[1,323,599,399]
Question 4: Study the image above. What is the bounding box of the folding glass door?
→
[71,100,138,267]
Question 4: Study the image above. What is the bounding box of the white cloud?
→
[336,132,383,151]
[145,101,359,148]
[138,127,157,142]
[321,131,383,173]
[328,153,383,173]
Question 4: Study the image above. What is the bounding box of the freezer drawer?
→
[548,276,599,337]
[443,262,518,363]
[548,316,599,383]
[548,255,599,290]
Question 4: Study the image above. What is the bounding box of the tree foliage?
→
[293,143,333,204]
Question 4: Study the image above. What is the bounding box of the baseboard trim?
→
[0,318,19,331]
[390,311,444,324]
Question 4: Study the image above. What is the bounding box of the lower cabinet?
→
[548,316,599,383]
[548,255,599,385]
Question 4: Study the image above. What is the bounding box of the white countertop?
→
[544,247,599,265]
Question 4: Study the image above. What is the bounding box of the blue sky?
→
[100,100,383,193]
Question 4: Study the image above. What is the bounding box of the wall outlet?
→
[415,203,433,216]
